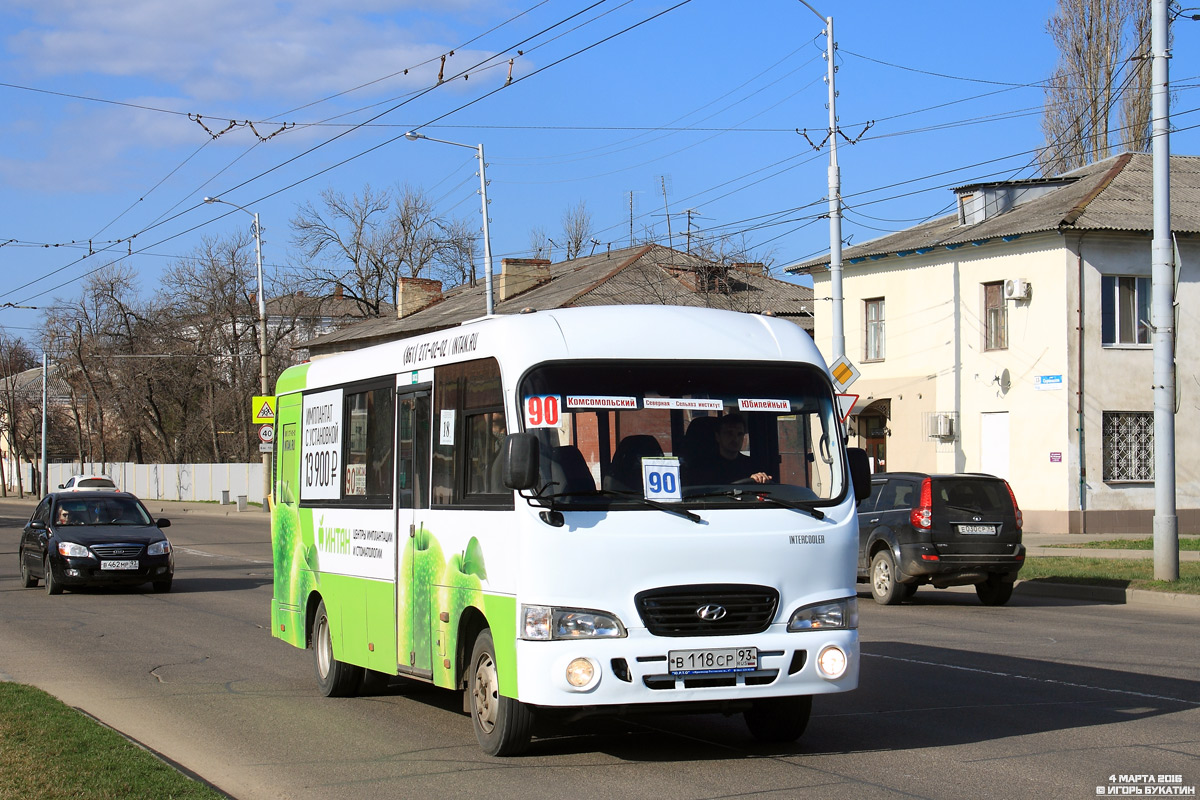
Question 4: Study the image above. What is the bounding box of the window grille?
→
[1102,411,1154,481]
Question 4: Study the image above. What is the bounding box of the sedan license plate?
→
[958,524,996,535]
[668,647,757,675]
[100,560,139,571]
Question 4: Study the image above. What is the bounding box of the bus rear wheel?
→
[469,629,533,756]
[744,695,812,743]
[312,600,363,697]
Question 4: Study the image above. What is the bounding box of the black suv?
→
[856,472,1025,606]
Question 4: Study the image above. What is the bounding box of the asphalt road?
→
[1,497,1197,800]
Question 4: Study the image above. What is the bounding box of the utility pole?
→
[41,351,48,496]
[660,176,673,251]
[1150,0,1178,580]
[797,0,845,360]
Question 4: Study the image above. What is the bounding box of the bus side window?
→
[432,357,511,508]
[342,383,394,504]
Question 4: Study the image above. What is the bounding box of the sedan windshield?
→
[519,361,846,508]
[55,497,152,526]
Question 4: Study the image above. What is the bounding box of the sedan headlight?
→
[788,597,858,631]
[521,605,627,640]
[56,541,90,558]
[147,540,171,556]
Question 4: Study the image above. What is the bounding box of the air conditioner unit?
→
[1003,278,1031,300]
[930,414,954,438]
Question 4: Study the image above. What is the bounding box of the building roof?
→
[787,152,1200,274]
[301,244,814,356]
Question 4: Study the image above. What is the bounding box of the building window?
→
[1102,411,1153,481]
[1101,275,1150,346]
[958,193,974,224]
[864,298,885,361]
[984,282,1007,350]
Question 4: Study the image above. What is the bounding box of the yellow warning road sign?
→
[829,356,860,392]
[252,396,277,424]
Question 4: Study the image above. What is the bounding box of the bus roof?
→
[280,305,828,394]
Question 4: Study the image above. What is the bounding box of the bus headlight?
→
[787,597,858,631]
[521,605,627,640]
[817,645,849,679]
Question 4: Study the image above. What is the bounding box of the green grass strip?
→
[1021,556,1200,595]
[0,683,225,800]
[1043,536,1200,551]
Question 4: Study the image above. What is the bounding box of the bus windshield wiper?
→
[683,488,825,520]
[538,489,703,524]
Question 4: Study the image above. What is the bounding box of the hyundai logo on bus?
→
[697,604,728,621]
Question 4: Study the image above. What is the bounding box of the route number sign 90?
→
[641,457,682,503]
[525,395,561,428]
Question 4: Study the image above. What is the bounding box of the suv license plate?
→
[100,560,139,570]
[668,647,758,675]
[957,525,996,535]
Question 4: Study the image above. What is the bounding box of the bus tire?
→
[312,600,363,697]
[469,629,533,756]
[744,695,812,743]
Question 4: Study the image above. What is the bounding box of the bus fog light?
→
[816,645,848,679]
[566,657,596,688]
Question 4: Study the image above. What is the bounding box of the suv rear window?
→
[933,478,1008,513]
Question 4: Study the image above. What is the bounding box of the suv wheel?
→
[975,575,1014,606]
[870,549,905,605]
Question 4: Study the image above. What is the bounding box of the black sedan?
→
[18,491,174,594]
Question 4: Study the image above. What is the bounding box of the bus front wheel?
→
[312,600,363,697]
[744,695,812,743]
[469,629,533,756]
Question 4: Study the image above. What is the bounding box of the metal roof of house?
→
[301,244,814,356]
[787,152,1200,274]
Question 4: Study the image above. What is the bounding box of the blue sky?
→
[2,0,1198,343]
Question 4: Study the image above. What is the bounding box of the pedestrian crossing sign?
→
[252,396,277,424]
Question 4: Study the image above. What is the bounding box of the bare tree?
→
[0,329,37,496]
[290,184,478,313]
[560,200,593,260]
[528,225,550,259]
[1039,0,1152,176]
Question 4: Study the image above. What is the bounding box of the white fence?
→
[28,462,267,505]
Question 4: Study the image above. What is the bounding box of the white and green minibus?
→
[270,305,870,755]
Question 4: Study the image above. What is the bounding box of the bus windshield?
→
[519,361,846,507]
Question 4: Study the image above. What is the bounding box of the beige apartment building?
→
[789,152,1198,535]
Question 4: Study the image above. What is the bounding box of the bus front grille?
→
[634,584,779,637]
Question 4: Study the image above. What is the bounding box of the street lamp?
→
[404,131,495,315]
[203,195,270,510]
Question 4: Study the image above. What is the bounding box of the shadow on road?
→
[478,640,1200,759]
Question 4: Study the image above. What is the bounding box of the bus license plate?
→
[668,647,758,675]
[958,525,996,535]
[100,560,139,571]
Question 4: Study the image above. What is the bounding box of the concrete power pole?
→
[798,0,845,360]
[1150,0,1178,580]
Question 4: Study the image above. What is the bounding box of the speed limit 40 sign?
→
[258,424,275,444]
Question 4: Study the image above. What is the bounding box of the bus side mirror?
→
[503,433,540,491]
[848,447,871,503]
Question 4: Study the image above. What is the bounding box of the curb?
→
[1016,579,1200,610]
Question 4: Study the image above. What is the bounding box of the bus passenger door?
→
[395,387,432,676]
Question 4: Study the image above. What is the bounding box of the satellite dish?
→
[999,368,1011,395]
